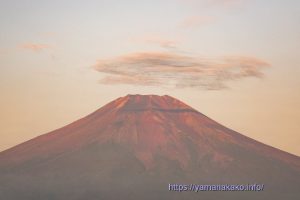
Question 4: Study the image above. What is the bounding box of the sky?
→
[0,0,300,156]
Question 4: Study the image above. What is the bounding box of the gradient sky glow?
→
[0,0,300,155]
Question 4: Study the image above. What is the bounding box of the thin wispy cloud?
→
[40,32,57,37]
[180,15,215,29]
[132,35,180,50]
[144,37,177,49]
[20,43,51,52]
[210,0,244,7]
[93,52,270,90]
[179,0,246,10]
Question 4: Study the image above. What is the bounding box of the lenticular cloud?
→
[94,52,270,90]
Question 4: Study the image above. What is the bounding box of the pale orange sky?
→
[0,0,299,156]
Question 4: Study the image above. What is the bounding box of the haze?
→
[0,0,299,156]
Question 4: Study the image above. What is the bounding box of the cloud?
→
[178,0,246,10]
[132,35,180,50]
[210,0,244,7]
[20,43,51,52]
[180,15,215,29]
[144,37,177,49]
[40,32,57,37]
[93,52,270,90]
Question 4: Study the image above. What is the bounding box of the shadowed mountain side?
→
[0,95,299,200]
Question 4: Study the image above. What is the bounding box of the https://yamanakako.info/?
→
[168,183,264,192]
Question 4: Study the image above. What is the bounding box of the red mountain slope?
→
[0,95,299,200]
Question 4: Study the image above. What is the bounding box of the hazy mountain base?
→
[0,143,299,200]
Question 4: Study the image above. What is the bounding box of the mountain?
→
[0,94,299,200]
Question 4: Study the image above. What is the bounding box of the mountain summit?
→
[115,94,194,110]
[0,95,299,200]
